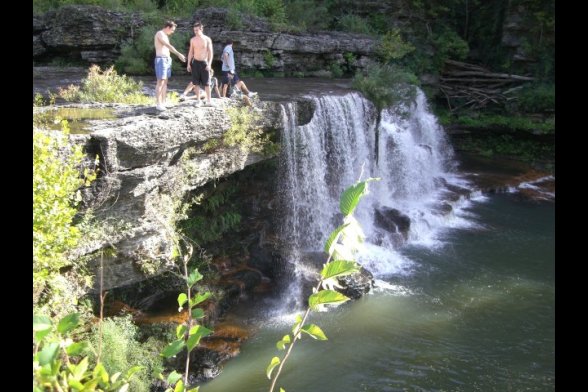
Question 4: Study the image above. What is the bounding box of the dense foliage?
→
[33,124,95,300]
[33,313,141,391]
[352,64,419,112]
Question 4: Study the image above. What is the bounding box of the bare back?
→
[190,34,212,61]
[154,30,171,57]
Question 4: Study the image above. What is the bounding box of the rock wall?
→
[60,99,286,291]
[33,5,378,74]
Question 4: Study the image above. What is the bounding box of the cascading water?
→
[277,89,475,307]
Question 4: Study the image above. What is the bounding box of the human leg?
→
[236,80,257,98]
[155,79,165,107]
[205,85,211,104]
[155,57,172,107]
[161,79,169,106]
[181,82,194,99]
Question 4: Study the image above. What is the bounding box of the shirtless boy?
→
[186,22,214,106]
[153,20,186,111]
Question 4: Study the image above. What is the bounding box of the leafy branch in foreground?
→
[33,313,141,391]
[159,240,213,392]
[266,177,380,392]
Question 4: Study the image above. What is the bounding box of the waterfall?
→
[277,89,474,303]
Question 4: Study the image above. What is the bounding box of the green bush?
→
[352,64,419,112]
[256,0,286,26]
[33,125,96,299]
[225,106,277,154]
[517,83,555,113]
[90,316,164,392]
[336,14,374,35]
[283,0,330,31]
[59,65,151,104]
[263,49,276,68]
[115,25,156,75]
[33,0,156,14]
[432,29,469,68]
[376,29,415,64]
[330,63,343,78]
[33,313,141,391]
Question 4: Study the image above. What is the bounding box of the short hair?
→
[164,21,177,29]
[193,22,204,28]
[225,39,233,45]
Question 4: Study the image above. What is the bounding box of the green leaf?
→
[66,341,89,356]
[119,384,130,392]
[188,387,200,392]
[72,357,89,380]
[177,293,188,309]
[189,292,211,308]
[186,333,202,353]
[276,334,291,350]
[339,178,379,216]
[308,290,350,311]
[187,269,203,286]
[124,365,143,380]
[33,315,52,331]
[301,324,328,340]
[266,356,280,379]
[166,371,183,386]
[38,342,59,366]
[93,362,108,383]
[291,314,303,336]
[161,339,186,358]
[35,328,51,342]
[324,223,349,255]
[111,372,121,383]
[331,244,354,261]
[189,325,213,337]
[67,378,85,390]
[186,325,213,352]
[340,215,365,250]
[81,379,99,390]
[176,325,187,339]
[57,313,80,334]
[174,379,185,392]
[191,308,205,319]
[280,388,286,392]
[321,260,360,280]
[339,182,366,216]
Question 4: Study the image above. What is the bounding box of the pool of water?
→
[200,193,554,391]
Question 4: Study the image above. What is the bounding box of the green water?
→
[201,194,555,391]
[33,107,116,134]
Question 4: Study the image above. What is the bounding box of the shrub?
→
[516,83,555,113]
[256,0,286,26]
[59,65,151,104]
[89,315,164,392]
[224,106,277,154]
[330,63,343,78]
[263,49,276,68]
[352,64,419,112]
[336,14,374,35]
[33,313,141,391]
[376,29,415,63]
[33,124,96,299]
[432,29,469,68]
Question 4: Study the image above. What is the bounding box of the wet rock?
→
[298,251,374,300]
[374,207,411,240]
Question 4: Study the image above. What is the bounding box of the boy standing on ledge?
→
[154,20,185,111]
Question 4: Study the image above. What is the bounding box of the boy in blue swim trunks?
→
[153,20,185,111]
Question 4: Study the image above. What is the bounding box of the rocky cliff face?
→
[33,5,145,63]
[56,99,285,291]
[33,5,378,74]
